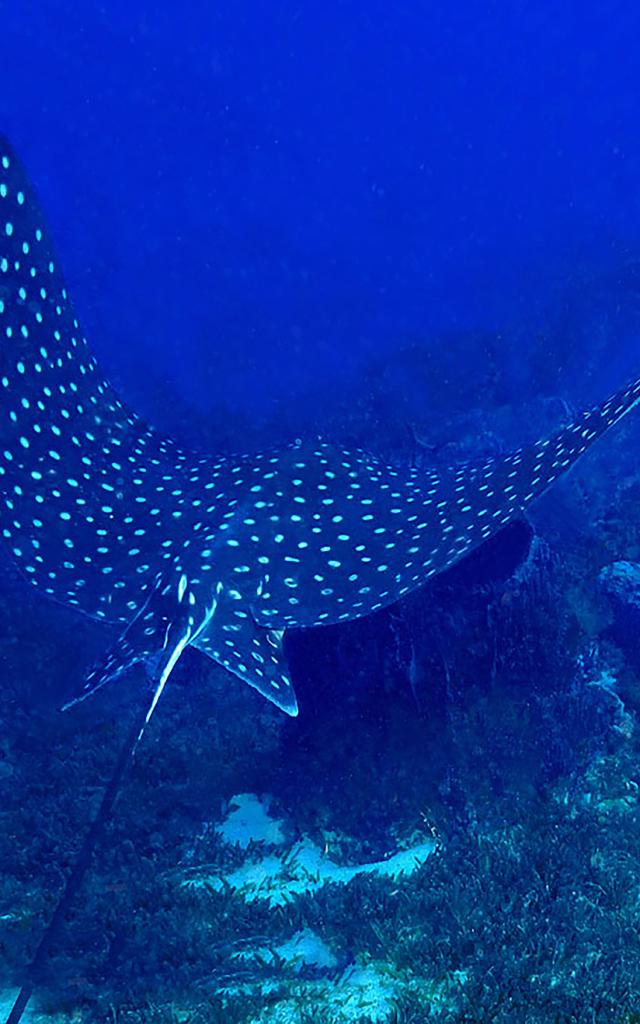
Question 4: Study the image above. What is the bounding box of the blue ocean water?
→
[1,3,640,1022]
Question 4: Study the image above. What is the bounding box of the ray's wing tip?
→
[0,135,20,165]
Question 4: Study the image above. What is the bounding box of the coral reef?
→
[2,296,640,1021]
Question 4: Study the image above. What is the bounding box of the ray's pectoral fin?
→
[192,609,298,717]
[63,572,208,736]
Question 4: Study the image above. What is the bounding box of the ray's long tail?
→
[5,694,153,1024]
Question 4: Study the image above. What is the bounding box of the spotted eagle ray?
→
[2,134,640,1020]
[1,135,640,728]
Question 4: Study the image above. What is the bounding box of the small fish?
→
[1,135,639,728]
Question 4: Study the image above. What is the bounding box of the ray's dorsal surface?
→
[1,134,640,724]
